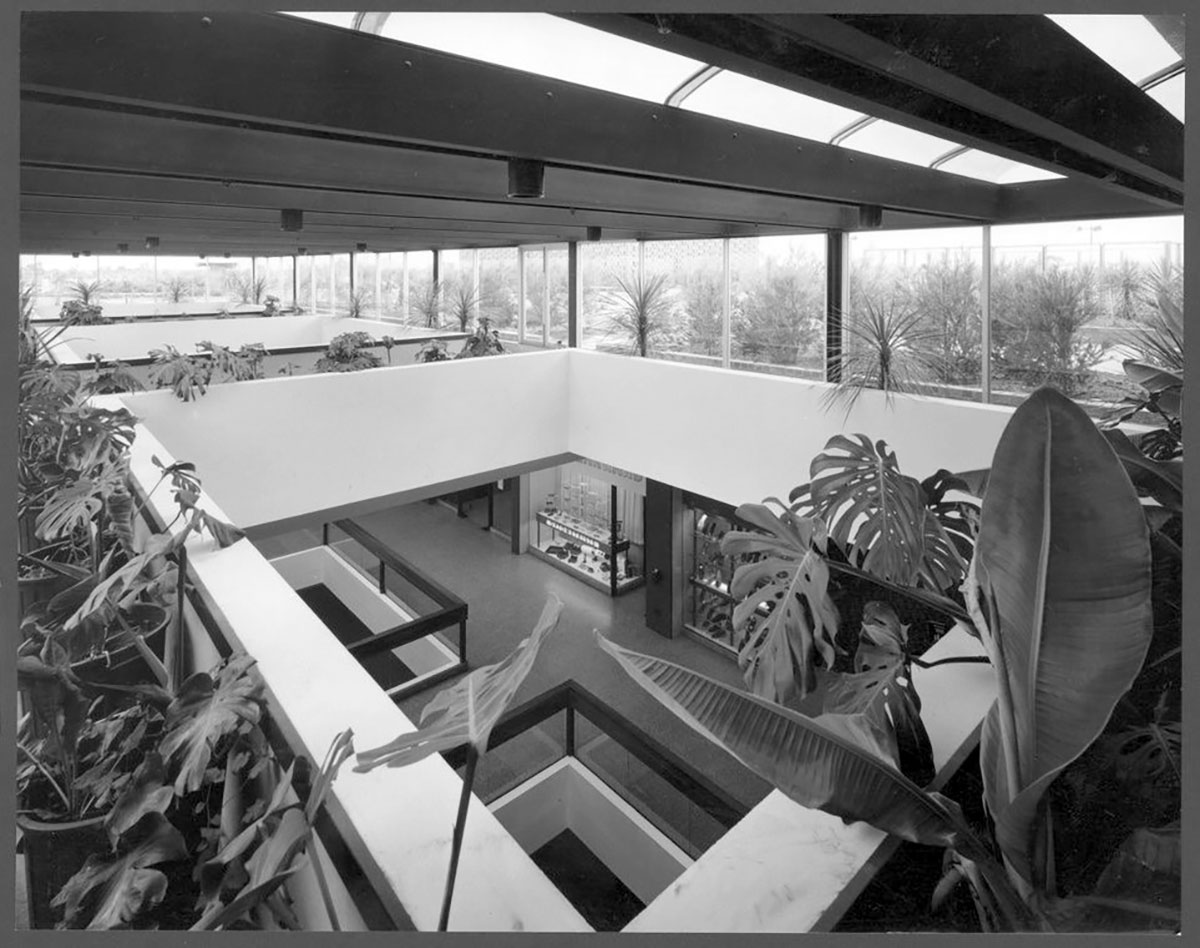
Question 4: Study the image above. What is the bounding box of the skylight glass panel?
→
[680,70,865,142]
[937,149,1063,185]
[837,120,961,168]
[1047,15,1178,85]
[1146,72,1185,122]
[374,12,704,103]
[281,11,358,30]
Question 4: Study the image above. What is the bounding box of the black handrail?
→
[331,519,466,610]
[443,680,748,843]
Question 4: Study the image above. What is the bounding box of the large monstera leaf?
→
[965,387,1153,891]
[813,601,935,786]
[355,595,564,770]
[595,632,983,856]
[720,503,839,704]
[53,812,188,930]
[790,434,967,591]
[160,654,264,795]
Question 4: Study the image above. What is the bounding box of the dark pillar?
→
[643,479,684,638]
[567,241,579,347]
[825,230,848,384]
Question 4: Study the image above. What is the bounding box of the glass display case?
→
[530,463,644,597]
[683,502,760,656]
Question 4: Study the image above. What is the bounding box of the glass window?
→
[990,215,1184,415]
[680,70,864,142]
[280,11,358,31]
[1146,72,1185,122]
[478,247,520,335]
[546,247,569,347]
[729,235,826,380]
[407,250,436,327]
[438,249,479,332]
[580,240,638,351]
[1047,15,1179,86]
[296,255,315,312]
[377,13,704,103]
[847,227,984,404]
[838,119,963,168]
[643,238,725,367]
[937,149,1063,185]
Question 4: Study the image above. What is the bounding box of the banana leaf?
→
[355,595,564,770]
[967,387,1153,890]
[1100,428,1182,512]
[595,632,985,857]
[720,503,839,703]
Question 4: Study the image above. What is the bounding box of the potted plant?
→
[315,331,382,372]
[598,271,681,357]
[599,386,1178,931]
[454,317,505,359]
[415,338,450,363]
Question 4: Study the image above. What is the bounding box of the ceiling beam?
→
[567,13,1182,207]
[19,10,1008,221]
[26,100,977,248]
[19,169,813,242]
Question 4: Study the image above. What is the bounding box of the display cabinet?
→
[683,505,760,656]
[532,481,643,596]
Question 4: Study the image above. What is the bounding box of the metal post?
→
[721,238,732,369]
[981,225,992,404]
[518,248,527,344]
[825,231,848,383]
[610,483,619,597]
[375,252,383,318]
[567,241,579,347]
[542,246,550,348]
[329,254,337,315]
[309,255,317,313]
[472,248,481,324]
[349,251,356,305]
[402,251,410,322]
[291,255,298,309]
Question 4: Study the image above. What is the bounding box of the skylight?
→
[1047,14,1180,86]
[373,12,704,104]
[936,149,1063,185]
[285,11,357,31]
[278,12,1150,188]
[1146,72,1185,122]
[678,70,866,143]
[836,120,963,169]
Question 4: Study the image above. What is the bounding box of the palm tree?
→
[825,293,943,411]
[599,271,678,357]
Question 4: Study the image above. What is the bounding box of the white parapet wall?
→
[114,349,1017,933]
[42,315,457,366]
[122,348,1016,534]
[566,349,1015,506]
[119,350,574,532]
[489,758,693,912]
[269,545,459,690]
[121,412,591,932]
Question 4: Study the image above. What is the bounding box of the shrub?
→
[315,331,382,372]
